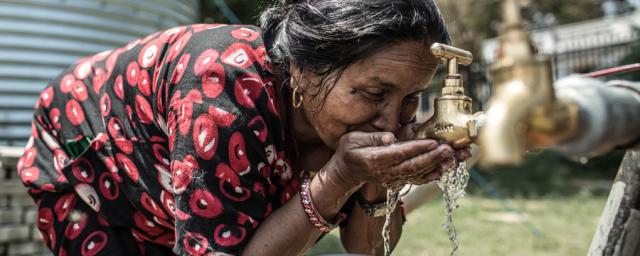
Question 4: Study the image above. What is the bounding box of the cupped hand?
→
[326,131,455,188]
[412,147,473,184]
[393,123,474,184]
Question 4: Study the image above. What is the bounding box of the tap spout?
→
[414,44,482,148]
[479,77,545,165]
[478,0,580,166]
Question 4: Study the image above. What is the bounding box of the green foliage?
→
[473,150,624,197]
[436,0,605,44]
[396,195,607,256]
[200,0,273,24]
[309,194,608,255]
[202,0,607,35]
[530,0,604,26]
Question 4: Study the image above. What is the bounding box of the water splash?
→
[382,186,401,256]
[380,159,469,256]
[436,160,470,255]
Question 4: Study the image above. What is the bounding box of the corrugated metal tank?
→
[0,0,200,146]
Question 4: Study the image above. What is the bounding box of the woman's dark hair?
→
[259,0,451,105]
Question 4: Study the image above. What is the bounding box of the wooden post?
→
[589,151,640,256]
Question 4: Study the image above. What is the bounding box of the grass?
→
[308,193,608,256]
[308,150,622,255]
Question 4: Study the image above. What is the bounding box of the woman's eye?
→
[404,94,421,103]
[359,89,385,101]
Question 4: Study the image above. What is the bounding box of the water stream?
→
[436,161,470,255]
[382,188,401,256]
[381,160,469,256]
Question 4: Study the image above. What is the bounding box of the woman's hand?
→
[397,123,474,183]
[326,131,454,188]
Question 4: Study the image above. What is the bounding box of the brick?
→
[31,225,44,241]
[7,241,47,255]
[0,225,30,242]
[23,208,37,224]
[0,149,22,175]
[0,167,6,181]
[0,209,22,224]
[0,181,30,196]
[9,195,36,208]
[0,196,9,208]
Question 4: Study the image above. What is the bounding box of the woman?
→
[18,0,469,255]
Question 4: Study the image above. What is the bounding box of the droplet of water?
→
[380,159,469,256]
[436,160,470,256]
[579,156,589,164]
[382,187,401,256]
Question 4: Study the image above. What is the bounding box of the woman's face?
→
[294,40,439,149]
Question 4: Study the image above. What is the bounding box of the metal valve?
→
[414,43,483,149]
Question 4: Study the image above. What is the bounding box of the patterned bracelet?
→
[299,174,345,233]
[399,200,407,224]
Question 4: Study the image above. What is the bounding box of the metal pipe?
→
[478,0,579,166]
[552,77,640,158]
[584,63,640,78]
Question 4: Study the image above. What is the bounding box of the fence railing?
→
[551,39,640,79]
[468,30,640,109]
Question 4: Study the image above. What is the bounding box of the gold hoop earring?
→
[292,86,303,108]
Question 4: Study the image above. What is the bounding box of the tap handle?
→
[430,43,473,66]
[430,43,473,77]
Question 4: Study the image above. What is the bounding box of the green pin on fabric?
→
[64,136,93,159]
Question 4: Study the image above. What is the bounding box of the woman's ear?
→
[289,61,320,94]
[289,61,302,90]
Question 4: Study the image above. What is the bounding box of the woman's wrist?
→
[320,158,365,192]
[300,174,347,232]
[308,163,363,222]
[359,182,388,202]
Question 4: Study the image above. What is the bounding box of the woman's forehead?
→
[344,41,438,85]
[361,41,438,71]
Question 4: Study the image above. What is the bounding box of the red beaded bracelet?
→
[299,174,346,233]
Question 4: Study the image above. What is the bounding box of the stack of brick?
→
[0,147,50,256]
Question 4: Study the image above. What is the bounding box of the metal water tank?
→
[0,0,200,146]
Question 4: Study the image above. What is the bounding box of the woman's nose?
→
[371,108,401,134]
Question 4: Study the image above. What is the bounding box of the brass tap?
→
[414,43,483,149]
[478,0,579,166]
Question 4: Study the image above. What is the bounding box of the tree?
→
[200,0,272,24]
[435,0,605,52]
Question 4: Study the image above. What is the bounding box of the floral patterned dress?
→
[17,24,299,255]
